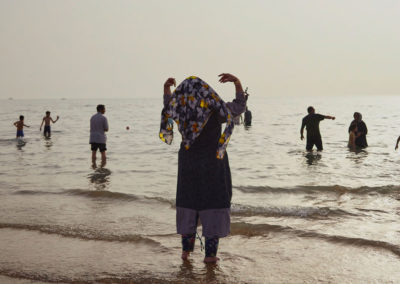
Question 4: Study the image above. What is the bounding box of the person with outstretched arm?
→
[40,111,59,138]
[14,115,30,138]
[300,106,335,151]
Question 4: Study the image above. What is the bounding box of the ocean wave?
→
[13,189,140,201]
[13,190,60,195]
[230,222,290,236]
[65,189,139,201]
[0,138,17,142]
[0,270,74,284]
[234,185,400,195]
[143,196,175,207]
[0,223,164,248]
[12,189,176,207]
[231,204,358,219]
[0,269,195,284]
[0,138,22,146]
[230,222,400,257]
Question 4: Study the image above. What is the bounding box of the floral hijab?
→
[159,76,234,159]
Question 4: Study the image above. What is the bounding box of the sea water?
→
[1,95,400,283]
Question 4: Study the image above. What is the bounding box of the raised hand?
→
[164,78,176,95]
[164,78,176,88]
[218,73,239,84]
[218,73,243,93]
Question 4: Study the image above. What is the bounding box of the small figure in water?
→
[300,106,335,151]
[90,104,108,168]
[348,112,368,148]
[243,87,252,127]
[40,111,59,138]
[395,136,400,150]
[244,107,252,126]
[348,123,358,149]
[14,115,30,138]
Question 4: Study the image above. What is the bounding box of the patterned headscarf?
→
[159,76,234,159]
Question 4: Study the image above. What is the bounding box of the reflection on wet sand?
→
[305,152,322,165]
[176,260,195,281]
[347,148,368,164]
[88,168,111,190]
[204,262,220,283]
[92,159,107,169]
[176,260,221,283]
[43,136,53,149]
[16,138,26,150]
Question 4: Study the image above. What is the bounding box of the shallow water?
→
[1,96,400,283]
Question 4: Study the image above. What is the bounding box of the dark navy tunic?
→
[176,112,232,211]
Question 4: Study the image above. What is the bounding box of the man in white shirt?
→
[90,104,109,167]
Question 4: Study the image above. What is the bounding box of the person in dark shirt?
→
[300,106,335,151]
[348,112,368,148]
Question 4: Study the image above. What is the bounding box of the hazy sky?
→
[0,0,399,99]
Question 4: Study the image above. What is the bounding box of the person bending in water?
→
[14,115,30,138]
[40,111,59,137]
[160,74,247,263]
[300,106,335,151]
[90,104,108,168]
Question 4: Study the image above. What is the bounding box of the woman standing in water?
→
[348,112,368,148]
[160,74,247,263]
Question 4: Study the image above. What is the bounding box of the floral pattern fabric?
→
[159,76,234,159]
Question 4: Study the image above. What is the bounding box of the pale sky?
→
[0,0,399,99]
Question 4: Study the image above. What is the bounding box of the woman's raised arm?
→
[218,73,244,93]
[163,77,176,106]
[218,73,247,122]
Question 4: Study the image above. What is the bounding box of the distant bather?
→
[348,112,368,148]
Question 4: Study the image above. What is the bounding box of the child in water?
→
[348,123,358,149]
[14,115,30,138]
[40,111,59,137]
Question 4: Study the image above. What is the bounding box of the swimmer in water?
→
[14,115,30,138]
[40,111,59,138]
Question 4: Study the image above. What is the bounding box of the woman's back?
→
[181,111,221,152]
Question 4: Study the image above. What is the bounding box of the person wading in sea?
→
[348,112,368,148]
[300,106,335,151]
[160,74,247,263]
[89,104,109,168]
